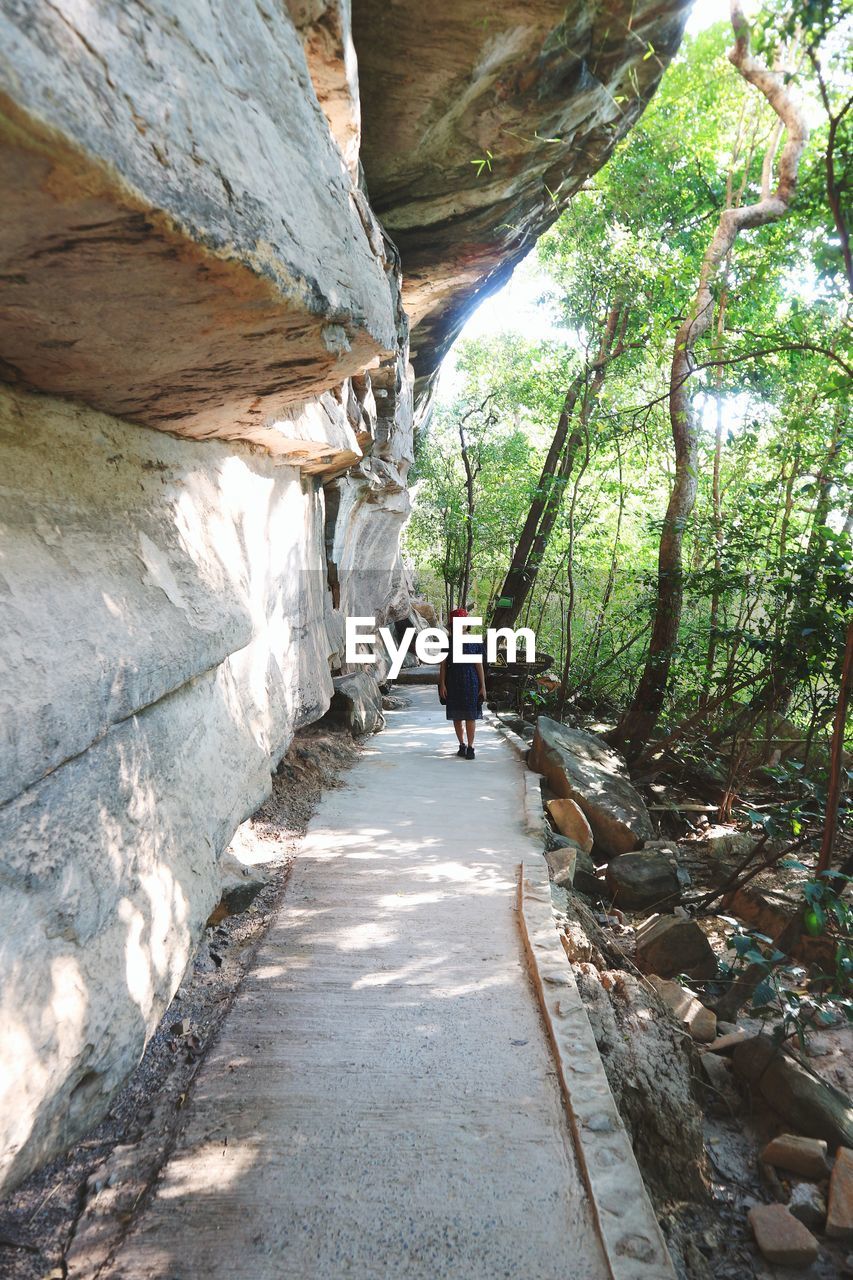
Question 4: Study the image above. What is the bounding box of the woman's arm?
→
[438,657,447,698]
[476,659,486,701]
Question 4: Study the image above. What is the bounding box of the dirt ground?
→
[0,724,361,1280]
[564,854,852,1280]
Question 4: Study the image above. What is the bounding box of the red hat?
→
[449,607,468,619]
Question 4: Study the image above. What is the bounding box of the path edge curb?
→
[486,707,676,1278]
[518,859,677,1280]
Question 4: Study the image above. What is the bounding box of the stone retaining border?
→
[486,708,676,1278]
[485,708,530,761]
[519,861,677,1279]
[485,712,543,838]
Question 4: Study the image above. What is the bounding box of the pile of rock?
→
[748,1135,853,1267]
[530,717,653,856]
[635,914,717,981]
[325,671,385,735]
[527,712,853,1273]
[532,717,679,906]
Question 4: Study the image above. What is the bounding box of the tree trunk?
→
[489,377,584,632]
[458,416,476,608]
[490,302,625,633]
[556,431,591,716]
[702,289,729,707]
[807,47,853,296]
[609,1,808,760]
[712,416,845,744]
[607,342,699,756]
[585,443,625,678]
[817,617,853,874]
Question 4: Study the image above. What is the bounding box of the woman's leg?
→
[465,720,476,746]
[453,719,464,745]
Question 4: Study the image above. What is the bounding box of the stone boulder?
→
[748,1204,819,1268]
[787,1181,827,1230]
[605,851,680,912]
[569,850,601,898]
[328,673,385,735]
[699,1052,741,1115]
[411,599,438,627]
[699,825,757,862]
[211,852,270,921]
[733,1038,853,1150]
[761,1134,831,1180]
[635,915,718,981]
[544,831,600,896]
[647,977,717,1043]
[530,718,653,857]
[828,1146,853,1240]
[544,827,575,853]
[545,798,594,852]
[544,844,578,884]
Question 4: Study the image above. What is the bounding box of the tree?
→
[610,0,809,758]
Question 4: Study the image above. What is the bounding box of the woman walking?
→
[438,607,487,759]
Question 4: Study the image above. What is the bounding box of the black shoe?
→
[457,743,466,757]
[466,745,475,760]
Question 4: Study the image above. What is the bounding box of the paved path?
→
[110,687,607,1279]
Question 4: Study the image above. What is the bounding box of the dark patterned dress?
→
[444,640,484,721]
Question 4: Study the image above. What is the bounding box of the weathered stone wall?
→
[0,0,399,439]
[0,0,686,1192]
[0,377,412,1190]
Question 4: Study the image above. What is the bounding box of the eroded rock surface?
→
[606,851,680,910]
[0,0,687,1194]
[0,1,398,437]
[733,1038,853,1151]
[748,1203,819,1267]
[531,717,654,855]
[635,915,718,982]
[353,0,690,400]
[327,672,385,735]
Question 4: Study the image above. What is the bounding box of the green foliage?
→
[720,871,852,1047]
[406,390,533,616]
[406,6,852,789]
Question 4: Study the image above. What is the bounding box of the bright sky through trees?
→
[437,0,738,405]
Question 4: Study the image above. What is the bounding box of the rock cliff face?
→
[353,0,689,401]
[0,0,686,1190]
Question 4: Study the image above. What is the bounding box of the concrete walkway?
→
[109,687,607,1280]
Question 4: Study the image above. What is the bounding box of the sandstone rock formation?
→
[828,1147,853,1240]
[646,977,717,1044]
[353,0,690,403]
[761,1134,832,1180]
[214,853,271,921]
[546,797,594,851]
[635,915,718,982]
[0,0,687,1191]
[327,672,385,735]
[733,1038,853,1151]
[748,1203,819,1268]
[605,851,681,911]
[531,717,654,855]
[0,2,399,440]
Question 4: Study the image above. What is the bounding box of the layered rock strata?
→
[353,0,690,401]
[0,0,686,1191]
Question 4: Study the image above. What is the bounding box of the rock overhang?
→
[0,1,399,443]
[0,0,693,1194]
[352,0,691,401]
